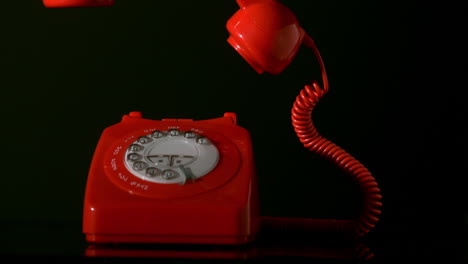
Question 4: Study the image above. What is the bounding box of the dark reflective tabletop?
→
[1,219,466,263]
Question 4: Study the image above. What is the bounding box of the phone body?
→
[83,112,260,245]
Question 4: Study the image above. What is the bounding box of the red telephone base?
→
[83,112,259,245]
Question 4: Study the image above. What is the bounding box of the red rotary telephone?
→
[42,0,382,244]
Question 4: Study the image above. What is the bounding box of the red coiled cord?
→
[262,37,382,238]
[290,81,382,237]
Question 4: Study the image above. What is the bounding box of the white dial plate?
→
[124,129,219,184]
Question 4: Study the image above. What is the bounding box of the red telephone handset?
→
[42,0,114,7]
[43,0,382,244]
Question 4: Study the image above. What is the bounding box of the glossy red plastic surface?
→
[227,0,306,74]
[42,0,114,7]
[83,112,260,244]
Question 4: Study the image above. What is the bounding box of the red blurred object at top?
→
[42,0,115,7]
[227,0,309,74]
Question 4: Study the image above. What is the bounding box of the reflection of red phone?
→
[83,112,260,244]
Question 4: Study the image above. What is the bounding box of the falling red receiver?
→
[42,0,382,241]
[42,0,114,7]
[226,0,306,74]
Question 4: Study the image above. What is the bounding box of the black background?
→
[0,0,466,262]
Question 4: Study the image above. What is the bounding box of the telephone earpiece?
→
[227,0,308,74]
[42,0,114,7]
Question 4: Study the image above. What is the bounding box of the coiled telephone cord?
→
[262,37,382,238]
